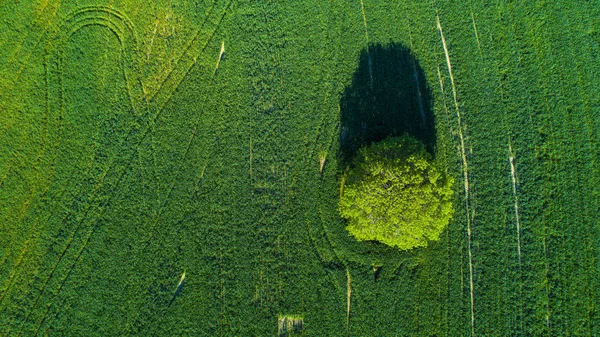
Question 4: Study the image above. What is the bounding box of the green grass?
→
[1,0,599,336]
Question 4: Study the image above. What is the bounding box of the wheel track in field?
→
[496,48,527,333]
[527,28,557,332]
[118,1,233,333]
[509,3,577,330]
[0,1,61,114]
[0,150,19,197]
[309,0,338,225]
[38,3,231,331]
[140,0,232,250]
[145,3,216,105]
[563,8,600,332]
[31,222,98,337]
[406,15,427,126]
[508,140,522,263]
[470,10,483,59]
[434,9,476,337]
[358,0,372,85]
[7,5,227,333]
[494,52,526,329]
[307,0,338,170]
[6,8,140,331]
[0,12,130,260]
[0,3,64,290]
[243,0,294,324]
[14,161,114,337]
[471,6,527,332]
[548,5,597,333]
[310,0,354,326]
[435,65,455,140]
[0,6,139,307]
[506,2,589,331]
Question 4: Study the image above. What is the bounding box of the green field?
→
[1,1,599,336]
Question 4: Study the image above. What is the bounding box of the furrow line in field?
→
[346,267,351,337]
[359,0,369,44]
[4,4,50,64]
[31,225,98,337]
[0,2,61,113]
[0,150,19,188]
[0,231,33,307]
[12,153,116,334]
[359,0,372,84]
[436,65,455,138]
[490,27,527,331]
[406,19,426,125]
[8,14,134,314]
[470,10,483,59]
[0,216,64,314]
[14,217,89,336]
[146,4,216,103]
[141,37,226,246]
[435,11,475,337]
[249,137,253,185]
[508,139,522,264]
[0,11,138,306]
[27,137,133,333]
[40,299,73,336]
[564,10,600,331]
[309,0,334,173]
[149,0,231,119]
[60,1,231,252]
[0,63,66,305]
[254,1,290,311]
[517,5,562,329]
[2,137,114,319]
[146,20,159,61]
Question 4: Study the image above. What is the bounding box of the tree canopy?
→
[339,134,454,250]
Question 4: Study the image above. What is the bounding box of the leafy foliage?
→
[340,135,453,250]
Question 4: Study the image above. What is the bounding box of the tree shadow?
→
[339,43,436,164]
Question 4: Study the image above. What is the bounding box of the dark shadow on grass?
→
[340,43,436,164]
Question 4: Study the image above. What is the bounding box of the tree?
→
[339,134,454,250]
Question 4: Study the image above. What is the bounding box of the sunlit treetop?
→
[339,134,454,250]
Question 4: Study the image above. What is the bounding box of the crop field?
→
[1,0,599,336]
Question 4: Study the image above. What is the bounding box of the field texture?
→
[1,1,599,336]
